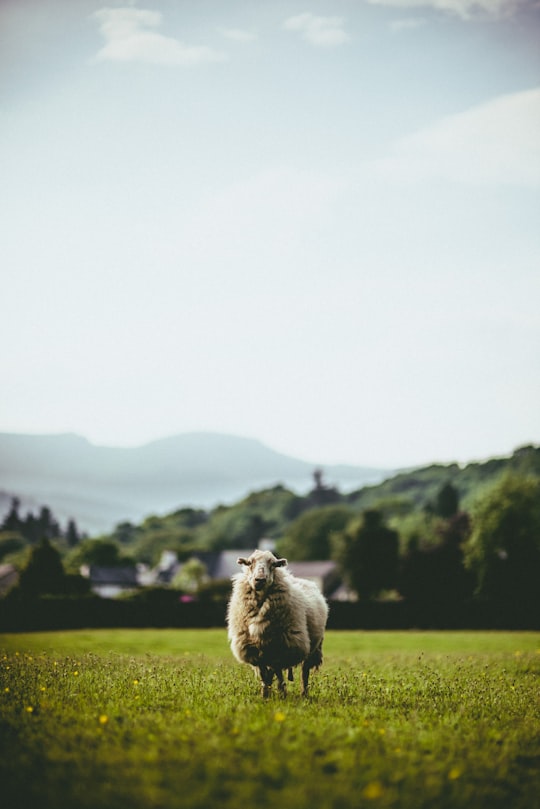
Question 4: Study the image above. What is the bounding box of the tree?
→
[172,558,208,594]
[308,469,340,507]
[278,505,353,561]
[22,513,41,544]
[465,474,540,608]
[65,538,132,571]
[18,538,66,596]
[399,512,473,618]
[435,482,459,519]
[203,508,271,551]
[0,533,25,562]
[21,506,61,544]
[336,510,399,600]
[112,522,139,545]
[66,519,80,548]
[2,497,22,532]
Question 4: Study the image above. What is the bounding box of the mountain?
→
[0,432,390,534]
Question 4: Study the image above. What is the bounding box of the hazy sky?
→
[1,0,539,469]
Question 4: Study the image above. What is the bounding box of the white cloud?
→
[365,0,528,20]
[283,13,350,46]
[374,87,540,186]
[93,8,227,66]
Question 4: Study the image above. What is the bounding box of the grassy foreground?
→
[1,630,539,809]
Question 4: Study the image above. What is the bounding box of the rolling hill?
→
[0,432,389,534]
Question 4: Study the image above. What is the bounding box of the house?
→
[190,550,246,582]
[150,552,181,586]
[81,565,140,599]
[287,560,343,599]
[150,549,347,599]
[151,550,242,587]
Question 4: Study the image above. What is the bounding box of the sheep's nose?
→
[254,578,266,591]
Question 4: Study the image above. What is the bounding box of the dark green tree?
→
[203,508,271,551]
[435,482,459,519]
[337,509,399,599]
[112,522,139,545]
[37,506,60,542]
[0,533,25,562]
[18,538,66,596]
[465,474,540,608]
[22,513,41,544]
[66,538,132,571]
[399,513,473,616]
[279,505,353,561]
[66,519,80,548]
[2,497,22,532]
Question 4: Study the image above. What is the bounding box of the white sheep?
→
[226,549,329,697]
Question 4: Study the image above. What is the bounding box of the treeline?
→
[0,498,85,560]
[1,445,539,629]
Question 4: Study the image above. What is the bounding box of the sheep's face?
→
[237,550,287,593]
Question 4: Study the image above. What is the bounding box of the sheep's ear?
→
[274,558,288,568]
[237,557,250,566]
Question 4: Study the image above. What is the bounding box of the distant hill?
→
[346,444,540,513]
[0,432,390,534]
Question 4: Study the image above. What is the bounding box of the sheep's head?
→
[237,550,287,593]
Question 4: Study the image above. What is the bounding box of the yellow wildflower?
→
[448,767,462,780]
[274,711,286,722]
[363,781,383,799]
[99,715,109,725]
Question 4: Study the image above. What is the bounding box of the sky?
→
[1,0,539,470]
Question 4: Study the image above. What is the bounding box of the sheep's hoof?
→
[262,684,271,698]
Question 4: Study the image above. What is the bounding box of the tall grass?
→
[1,630,539,809]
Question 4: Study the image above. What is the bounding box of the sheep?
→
[226,549,329,697]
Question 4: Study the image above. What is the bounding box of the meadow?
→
[1,629,539,809]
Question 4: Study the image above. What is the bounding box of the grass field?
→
[1,629,539,809]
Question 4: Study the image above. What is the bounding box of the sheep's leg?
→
[287,667,294,682]
[259,665,274,698]
[275,669,287,698]
[301,660,311,697]
[302,645,323,697]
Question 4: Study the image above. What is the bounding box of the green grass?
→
[1,630,539,809]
